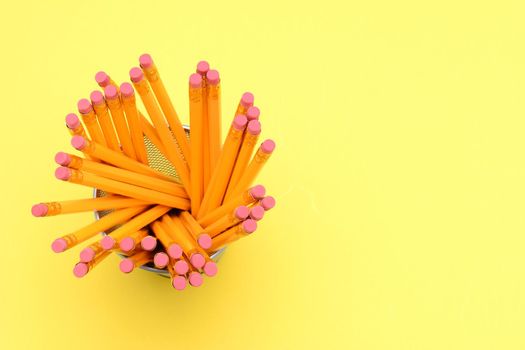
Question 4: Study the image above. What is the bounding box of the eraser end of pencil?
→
[250,185,266,199]
[172,275,187,290]
[65,113,81,129]
[100,236,116,250]
[141,236,157,251]
[242,219,258,234]
[79,247,96,263]
[71,135,86,150]
[129,67,144,83]
[104,85,118,100]
[153,252,169,268]
[241,92,254,107]
[90,90,104,106]
[246,106,260,121]
[32,203,48,217]
[120,83,134,98]
[167,244,183,259]
[119,259,134,273]
[203,261,218,277]
[197,234,212,250]
[139,53,154,68]
[206,69,220,85]
[73,263,88,278]
[247,120,262,135]
[54,152,71,166]
[235,206,250,220]
[196,60,210,75]
[188,272,203,287]
[261,139,276,153]
[261,196,276,210]
[119,237,135,252]
[189,73,202,88]
[55,167,71,181]
[249,205,265,221]
[174,260,189,275]
[190,253,205,269]
[51,238,67,253]
[232,114,248,131]
[77,99,93,114]
[95,71,110,87]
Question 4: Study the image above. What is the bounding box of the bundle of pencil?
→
[32,54,276,290]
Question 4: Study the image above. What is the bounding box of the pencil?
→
[90,90,121,152]
[105,85,137,159]
[73,250,112,278]
[120,82,149,165]
[260,196,276,211]
[236,92,254,116]
[208,219,257,252]
[203,205,250,237]
[153,251,169,269]
[189,73,204,215]
[246,106,260,121]
[65,113,87,138]
[150,218,183,259]
[77,98,106,147]
[119,250,154,273]
[197,61,212,190]
[167,262,188,290]
[249,205,265,221]
[79,241,104,263]
[119,229,149,253]
[140,235,158,251]
[179,210,212,249]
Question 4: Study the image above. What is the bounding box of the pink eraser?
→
[77,99,93,114]
[190,253,205,269]
[73,263,89,278]
[206,69,220,85]
[242,219,258,234]
[188,272,203,287]
[261,139,276,153]
[250,185,266,199]
[196,61,210,75]
[203,261,218,277]
[235,206,250,220]
[249,205,265,221]
[261,196,276,210]
[172,275,187,290]
[189,73,202,88]
[90,90,105,106]
[232,114,248,131]
[119,237,135,252]
[65,113,81,129]
[129,67,144,83]
[154,252,169,268]
[31,203,48,217]
[246,106,260,121]
[71,135,86,150]
[197,234,212,250]
[139,53,154,69]
[79,247,96,263]
[120,83,134,98]
[95,71,110,87]
[55,167,71,181]
[100,236,116,250]
[104,85,118,100]
[174,260,189,275]
[241,92,254,107]
[247,120,262,135]
[141,236,157,251]
[51,238,67,253]
[167,243,183,259]
[119,259,134,273]
[54,152,71,166]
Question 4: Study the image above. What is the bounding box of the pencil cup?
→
[93,126,226,277]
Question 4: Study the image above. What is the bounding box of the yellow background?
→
[1,0,525,349]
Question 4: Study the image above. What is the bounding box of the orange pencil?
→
[150,218,183,259]
[99,205,170,250]
[153,251,169,269]
[119,250,154,273]
[139,54,190,162]
[224,119,262,201]
[104,85,137,159]
[90,90,121,152]
[189,73,204,215]
[249,205,265,221]
[197,115,248,218]
[197,62,211,189]
[228,139,275,197]
[179,210,212,249]
[120,83,149,165]
[55,152,188,198]
[79,241,104,263]
[65,113,87,138]
[77,98,106,147]
[246,106,260,121]
[260,196,276,211]
[70,135,173,182]
[50,206,146,253]
[166,261,188,290]
[162,215,209,269]
[203,205,250,237]
[208,219,257,252]
[206,69,222,185]
[140,235,158,251]
[130,67,190,191]
[95,71,117,89]
[119,229,149,253]
[73,250,112,278]
[236,92,254,116]
[32,195,150,217]
[198,184,265,227]
[55,167,190,210]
